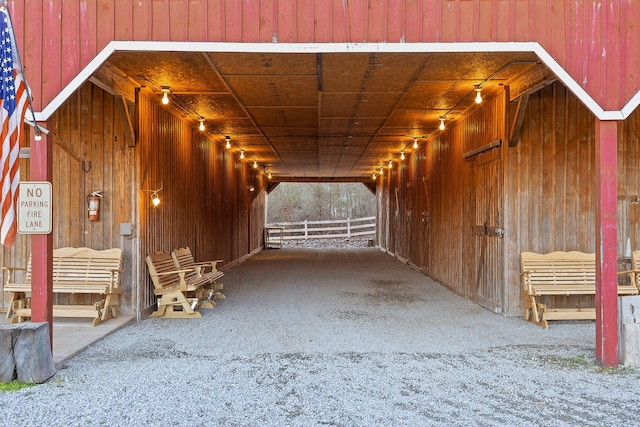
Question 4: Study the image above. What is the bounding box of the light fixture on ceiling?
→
[439,117,446,131]
[400,151,405,161]
[253,160,258,169]
[198,118,205,131]
[268,172,272,179]
[225,136,231,149]
[388,160,393,168]
[380,167,384,175]
[372,172,377,180]
[160,87,170,105]
[240,150,245,159]
[475,85,483,104]
[413,138,418,149]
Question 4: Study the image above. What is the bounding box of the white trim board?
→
[34,41,638,122]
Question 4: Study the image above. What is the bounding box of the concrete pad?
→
[0,314,134,367]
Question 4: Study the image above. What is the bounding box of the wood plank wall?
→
[0,82,138,312]
[137,92,265,311]
[378,81,640,315]
[1,83,265,315]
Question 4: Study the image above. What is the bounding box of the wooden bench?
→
[521,251,639,328]
[171,247,225,307]
[618,250,640,290]
[146,251,216,318]
[3,247,123,327]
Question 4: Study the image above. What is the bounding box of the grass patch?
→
[0,380,34,392]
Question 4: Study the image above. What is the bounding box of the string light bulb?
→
[268,172,272,179]
[198,118,205,131]
[151,193,161,207]
[388,160,393,168]
[225,136,231,149]
[34,132,42,141]
[161,87,170,105]
[372,172,377,180]
[380,167,384,175]
[240,150,245,159]
[400,151,405,161]
[475,85,482,104]
[253,160,258,169]
[413,138,418,149]
[439,117,446,131]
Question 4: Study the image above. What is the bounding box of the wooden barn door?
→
[470,148,504,311]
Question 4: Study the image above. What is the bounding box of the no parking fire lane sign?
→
[18,181,52,234]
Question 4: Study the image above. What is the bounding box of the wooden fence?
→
[266,216,376,241]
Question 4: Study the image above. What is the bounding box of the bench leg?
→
[92,294,120,326]
[525,295,548,328]
[151,291,201,319]
[6,292,26,319]
[10,298,30,324]
[212,282,225,299]
[193,288,215,309]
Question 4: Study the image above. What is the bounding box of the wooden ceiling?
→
[97,51,549,181]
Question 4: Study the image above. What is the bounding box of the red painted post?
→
[594,119,618,366]
[29,130,53,349]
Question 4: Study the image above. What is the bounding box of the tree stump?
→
[0,323,56,383]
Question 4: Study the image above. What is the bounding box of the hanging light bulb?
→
[413,138,418,149]
[268,172,272,179]
[439,117,445,131]
[198,118,205,131]
[380,167,384,175]
[225,136,231,149]
[400,151,405,161]
[253,160,258,169]
[388,160,393,168]
[151,192,161,207]
[372,172,377,180]
[240,150,245,159]
[34,132,42,141]
[161,87,170,105]
[475,85,482,104]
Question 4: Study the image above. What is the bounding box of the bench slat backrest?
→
[171,247,198,280]
[53,247,122,286]
[521,251,596,286]
[22,248,121,287]
[146,252,180,291]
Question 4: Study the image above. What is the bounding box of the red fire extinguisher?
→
[87,191,103,221]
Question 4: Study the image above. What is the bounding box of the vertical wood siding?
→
[0,84,264,314]
[10,0,640,114]
[1,83,138,311]
[378,84,640,314]
[138,92,265,310]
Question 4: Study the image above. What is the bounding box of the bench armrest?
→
[152,268,193,277]
[2,266,28,287]
[617,269,639,275]
[2,266,27,272]
[195,260,223,270]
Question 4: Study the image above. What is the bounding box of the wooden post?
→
[29,131,53,349]
[595,119,618,367]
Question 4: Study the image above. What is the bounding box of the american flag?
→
[0,6,28,247]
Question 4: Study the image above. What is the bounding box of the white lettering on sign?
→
[18,182,52,235]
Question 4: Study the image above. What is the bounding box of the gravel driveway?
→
[1,247,638,426]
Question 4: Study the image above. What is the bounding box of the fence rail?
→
[266,216,376,241]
